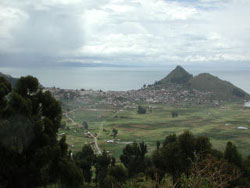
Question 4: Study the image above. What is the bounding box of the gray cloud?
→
[10,4,85,57]
[0,0,250,67]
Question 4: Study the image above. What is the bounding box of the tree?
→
[0,76,83,188]
[152,131,197,186]
[102,175,117,188]
[74,144,95,183]
[224,141,242,168]
[137,105,146,114]
[152,141,183,185]
[180,155,240,188]
[82,121,88,129]
[58,159,83,188]
[103,165,128,188]
[163,134,177,147]
[241,156,250,187]
[95,150,113,187]
[112,128,118,138]
[0,76,11,111]
[120,142,148,177]
[171,111,178,118]
[15,76,39,97]
[178,131,196,176]
[108,165,128,183]
[156,141,161,150]
[195,136,212,158]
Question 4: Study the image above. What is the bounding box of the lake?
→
[1,66,250,93]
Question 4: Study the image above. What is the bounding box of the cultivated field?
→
[58,100,250,159]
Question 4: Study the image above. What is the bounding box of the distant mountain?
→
[158,65,193,85]
[0,72,18,87]
[152,66,250,101]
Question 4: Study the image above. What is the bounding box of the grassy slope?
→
[190,73,250,100]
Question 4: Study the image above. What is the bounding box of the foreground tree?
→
[152,131,211,186]
[152,141,183,185]
[178,131,196,176]
[162,134,177,147]
[0,76,11,111]
[224,141,242,168]
[120,142,148,177]
[95,150,114,187]
[195,136,212,159]
[74,144,95,183]
[103,165,128,188]
[180,155,240,188]
[0,76,83,188]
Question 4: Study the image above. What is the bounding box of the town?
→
[46,84,213,109]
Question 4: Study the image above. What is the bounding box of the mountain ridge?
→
[152,65,250,101]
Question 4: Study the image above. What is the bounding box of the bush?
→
[171,112,178,118]
[137,106,146,114]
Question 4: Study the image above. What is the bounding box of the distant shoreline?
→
[1,66,250,93]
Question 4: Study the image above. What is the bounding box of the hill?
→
[157,65,193,85]
[0,72,18,87]
[189,73,249,100]
[153,66,250,101]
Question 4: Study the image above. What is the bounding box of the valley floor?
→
[58,98,250,159]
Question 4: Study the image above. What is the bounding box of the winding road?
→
[64,108,121,155]
[64,109,103,155]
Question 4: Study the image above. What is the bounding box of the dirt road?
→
[64,109,102,155]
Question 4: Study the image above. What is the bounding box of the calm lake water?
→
[1,66,250,93]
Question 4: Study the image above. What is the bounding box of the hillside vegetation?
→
[154,66,250,101]
[190,73,248,100]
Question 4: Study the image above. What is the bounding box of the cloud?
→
[0,0,250,66]
[12,7,84,56]
[0,5,27,53]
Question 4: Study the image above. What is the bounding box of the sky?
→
[0,0,250,67]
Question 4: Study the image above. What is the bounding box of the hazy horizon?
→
[1,0,250,93]
[1,66,250,94]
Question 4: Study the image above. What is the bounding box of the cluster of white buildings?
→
[46,85,212,107]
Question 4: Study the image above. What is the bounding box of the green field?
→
[58,101,250,159]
